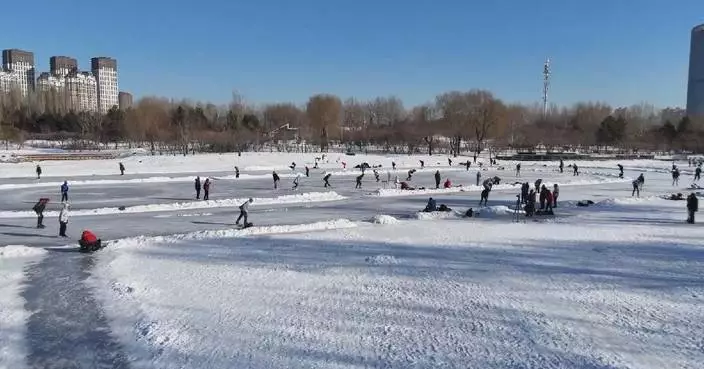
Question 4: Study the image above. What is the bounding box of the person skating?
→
[35,165,43,179]
[195,176,201,199]
[323,173,332,188]
[465,161,471,171]
[60,181,69,202]
[448,158,453,166]
[290,162,296,170]
[539,185,548,210]
[272,171,280,189]
[236,198,254,226]
[373,169,380,183]
[476,171,482,186]
[553,183,560,207]
[407,169,415,181]
[686,193,698,224]
[59,202,70,237]
[617,164,624,179]
[119,162,125,176]
[480,187,491,206]
[473,154,477,163]
[419,160,425,169]
[632,178,641,197]
[392,161,396,170]
[292,173,301,190]
[235,166,240,178]
[434,170,441,189]
[305,166,310,177]
[33,198,49,228]
[573,164,579,176]
[423,197,438,212]
[516,163,521,177]
[203,178,211,200]
[695,165,702,181]
[672,166,680,186]
[355,173,364,189]
[559,159,564,173]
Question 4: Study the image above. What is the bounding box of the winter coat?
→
[546,191,554,205]
[273,173,280,181]
[195,178,201,189]
[434,172,441,181]
[553,185,560,195]
[687,194,699,212]
[81,230,98,244]
[239,201,251,211]
[444,179,452,188]
[33,199,48,214]
[59,204,70,223]
[203,180,211,191]
[61,183,69,193]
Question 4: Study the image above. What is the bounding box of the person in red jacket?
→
[443,178,452,189]
[545,190,554,213]
[79,230,102,252]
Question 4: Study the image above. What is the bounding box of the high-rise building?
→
[118,91,133,110]
[91,57,118,114]
[687,24,704,118]
[2,49,35,96]
[65,71,98,112]
[37,72,65,91]
[50,56,78,78]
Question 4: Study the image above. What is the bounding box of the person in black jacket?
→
[195,176,201,199]
[687,193,698,224]
[33,198,49,228]
[36,165,42,179]
[355,173,364,189]
[119,162,125,175]
[323,173,332,188]
[434,170,441,189]
[272,171,280,189]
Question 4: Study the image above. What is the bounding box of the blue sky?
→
[1,0,702,108]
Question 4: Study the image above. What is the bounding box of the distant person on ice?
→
[392,161,396,170]
[434,170,441,189]
[632,178,641,197]
[373,169,380,183]
[419,160,425,169]
[195,176,201,199]
[292,173,301,190]
[33,198,49,228]
[553,183,560,207]
[448,158,453,166]
[323,173,332,188]
[203,178,211,200]
[520,182,529,204]
[355,173,364,189]
[60,181,69,202]
[407,169,415,181]
[444,178,452,189]
[423,197,438,212]
[686,193,698,224]
[290,162,296,170]
[534,179,542,193]
[236,198,254,226]
[559,159,564,173]
[618,164,624,178]
[36,165,42,179]
[59,202,69,237]
[672,166,680,186]
[305,166,310,177]
[119,162,125,176]
[539,185,548,210]
[465,161,471,171]
[573,163,579,176]
[272,171,280,189]
[695,165,702,181]
[476,171,481,186]
[515,163,521,177]
[235,166,240,178]
[480,187,491,206]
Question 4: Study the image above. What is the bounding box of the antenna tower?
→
[542,58,551,119]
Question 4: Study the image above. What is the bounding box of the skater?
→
[632,178,641,197]
[195,176,201,199]
[290,162,297,170]
[559,159,564,173]
[434,170,441,189]
[534,179,542,192]
[465,161,471,171]
[636,173,645,190]
[618,164,624,179]
[60,181,69,202]
[423,197,438,212]
[695,165,702,181]
[305,166,310,177]
[419,160,425,169]
[355,173,364,189]
[373,169,380,183]
[59,202,69,237]
[406,169,415,181]
[236,198,254,226]
[448,158,453,166]
[392,161,396,170]
[443,178,452,188]
[521,182,529,204]
[272,171,280,189]
[119,162,125,176]
[33,198,49,228]
[79,230,102,252]
[553,183,560,207]
[539,185,548,210]
[515,163,521,177]
[686,193,698,224]
[573,164,579,176]
[235,166,240,178]
[36,165,42,179]
[480,187,491,206]
[323,173,332,188]
[292,173,301,190]
[203,178,211,200]
[473,154,477,163]
[476,171,482,186]
[672,166,680,186]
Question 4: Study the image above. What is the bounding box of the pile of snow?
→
[0,245,47,369]
[475,205,520,217]
[370,214,400,225]
[413,210,462,220]
[0,191,347,218]
[596,196,659,207]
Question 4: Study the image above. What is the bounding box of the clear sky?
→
[1,0,702,108]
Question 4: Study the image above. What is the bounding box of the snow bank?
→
[370,214,401,225]
[0,191,347,218]
[413,210,462,220]
[475,205,520,217]
[0,245,47,369]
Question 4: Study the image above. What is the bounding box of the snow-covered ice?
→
[0,246,47,369]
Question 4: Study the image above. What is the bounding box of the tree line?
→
[0,87,702,155]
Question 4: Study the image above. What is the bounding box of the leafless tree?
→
[306,94,342,151]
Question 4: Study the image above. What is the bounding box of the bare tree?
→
[306,94,342,151]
